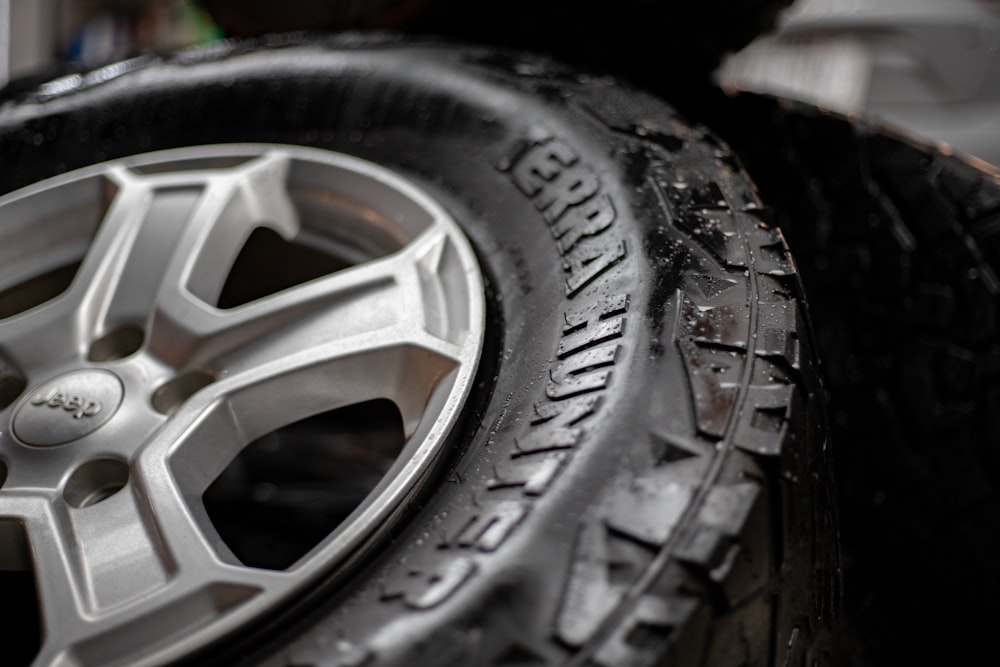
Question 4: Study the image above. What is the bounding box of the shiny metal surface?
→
[13,369,124,446]
[0,144,486,666]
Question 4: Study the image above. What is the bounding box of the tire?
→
[0,39,837,666]
[696,91,1000,664]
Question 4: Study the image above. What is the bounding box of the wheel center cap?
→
[13,369,124,446]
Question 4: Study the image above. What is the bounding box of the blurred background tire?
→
[699,89,1000,665]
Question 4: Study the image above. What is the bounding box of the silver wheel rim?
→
[0,145,486,667]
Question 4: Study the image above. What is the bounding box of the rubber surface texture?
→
[0,39,836,666]
[697,90,1000,665]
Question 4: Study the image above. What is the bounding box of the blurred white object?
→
[4,0,60,82]
[720,0,1000,167]
[1,0,8,87]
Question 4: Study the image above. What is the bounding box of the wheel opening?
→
[0,174,115,320]
[202,398,405,571]
[0,521,42,667]
[216,227,355,309]
[0,369,26,411]
[0,262,79,319]
[129,155,256,175]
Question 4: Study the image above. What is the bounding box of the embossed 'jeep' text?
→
[30,388,103,419]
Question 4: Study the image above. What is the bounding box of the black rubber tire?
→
[0,39,837,666]
[695,90,1000,665]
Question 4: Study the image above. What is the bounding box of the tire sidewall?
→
[0,40,656,663]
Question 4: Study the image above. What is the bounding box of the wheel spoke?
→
[0,493,89,667]
[150,240,400,369]
[131,446,290,593]
[0,481,276,667]
[0,170,145,370]
[0,144,485,667]
[92,153,297,335]
[0,153,297,372]
[151,225,464,428]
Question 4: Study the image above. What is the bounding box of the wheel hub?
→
[13,369,124,446]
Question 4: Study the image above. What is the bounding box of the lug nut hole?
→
[64,458,129,509]
[152,370,215,416]
[88,325,145,362]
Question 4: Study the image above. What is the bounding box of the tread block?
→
[754,302,801,371]
[676,209,748,268]
[673,525,731,573]
[688,273,741,300]
[556,490,684,650]
[555,522,627,647]
[650,434,700,465]
[590,596,700,667]
[676,282,753,439]
[675,483,771,608]
[678,334,741,439]
[748,225,794,277]
[733,385,794,456]
[680,301,751,350]
[601,480,694,546]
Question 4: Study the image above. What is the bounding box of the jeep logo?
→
[30,388,103,419]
